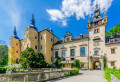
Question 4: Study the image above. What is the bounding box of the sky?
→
[0,0,120,46]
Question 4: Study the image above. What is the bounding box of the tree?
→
[19,47,36,68]
[55,57,62,68]
[19,47,50,68]
[0,45,8,66]
[73,59,83,69]
[106,23,120,37]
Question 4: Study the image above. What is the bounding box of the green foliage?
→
[6,66,15,74]
[104,57,107,69]
[64,73,69,77]
[19,47,50,68]
[104,68,120,82]
[64,68,79,77]
[73,59,83,69]
[55,56,62,68]
[106,23,120,37]
[70,68,79,75]
[0,45,8,66]
[0,67,7,73]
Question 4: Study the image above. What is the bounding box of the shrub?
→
[70,68,79,75]
[73,59,83,69]
[64,73,69,77]
[0,67,7,73]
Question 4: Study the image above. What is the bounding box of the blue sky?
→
[0,0,120,45]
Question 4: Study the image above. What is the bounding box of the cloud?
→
[0,0,21,28]
[47,0,114,26]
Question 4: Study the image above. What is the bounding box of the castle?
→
[9,4,120,70]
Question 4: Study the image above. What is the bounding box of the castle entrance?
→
[92,61,101,70]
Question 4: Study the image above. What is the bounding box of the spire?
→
[11,26,19,39]
[31,14,35,26]
[29,14,38,31]
[13,26,17,36]
[104,8,107,17]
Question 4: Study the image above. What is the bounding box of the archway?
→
[92,61,101,70]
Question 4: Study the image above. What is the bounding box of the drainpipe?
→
[88,35,90,70]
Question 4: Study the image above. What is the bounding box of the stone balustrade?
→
[0,69,71,82]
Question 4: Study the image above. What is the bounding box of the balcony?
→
[61,60,74,64]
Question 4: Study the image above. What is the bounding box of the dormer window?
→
[67,38,69,42]
[109,38,114,43]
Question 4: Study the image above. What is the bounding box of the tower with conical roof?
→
[9,27,21,65]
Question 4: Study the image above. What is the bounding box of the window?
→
[55,51,58,58]
[40,36,42,40]
[67,38,69,42]
[63,65,65,68]
[16,43,18,46]
[71,58,74,61]
[94,50,99,55]
[97,29,99,33]
[62,50,66,58]
[35,36,37,39]
[27,44,29,47]
[94,29,96,33]
[80,47,85,56]
[40,45,42,50]
[16,50,19,53]
[111,61,115,66]
[51,38,53,42]
[35,45,38,49]
[111,49,115,54]
[94,29,99,33]
[71,49,75,57]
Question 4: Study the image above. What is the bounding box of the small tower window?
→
[94,29,96,33]
[67,38,70,42]
[40,45,42,50]
[97,29,99,33]
[41,36,42,40]
[27,44,29,47]
[35,36,37,39]
[51,38,53,42]
[35,45,38,50]
[16,43,18,46]
[16,50,19,53]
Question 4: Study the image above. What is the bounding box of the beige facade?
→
[53,4,120,70]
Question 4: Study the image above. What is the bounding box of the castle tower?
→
[87,3,107,70]
[9,26,21,65]
[21,14,39,53]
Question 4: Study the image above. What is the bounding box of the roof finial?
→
[95,1,99,10]
[31,14,35,26]
[104,8,107,17]
[88,17,90,23]
[50,27,53,33]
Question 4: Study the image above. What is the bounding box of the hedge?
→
[104,68,120,82]
[64,68,79,77]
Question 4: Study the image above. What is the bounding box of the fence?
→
[0,69,71,82]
